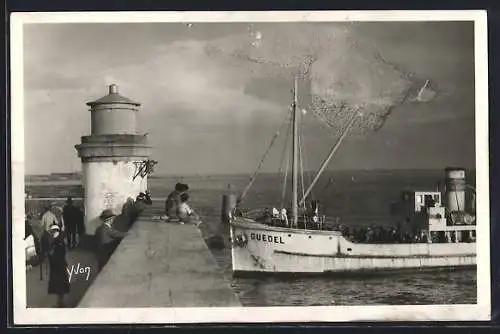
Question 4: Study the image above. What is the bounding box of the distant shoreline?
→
[25,167,476,182]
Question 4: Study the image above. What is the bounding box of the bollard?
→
[209,185,236,250]
[221,192,236,225]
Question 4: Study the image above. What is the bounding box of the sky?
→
[22,21,476,175]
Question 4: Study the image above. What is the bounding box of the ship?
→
[226,79,476,276]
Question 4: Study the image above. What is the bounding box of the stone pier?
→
[78,219,241,307]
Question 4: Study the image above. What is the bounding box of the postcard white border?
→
[11,10,490,324]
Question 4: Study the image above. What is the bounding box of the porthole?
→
[308,236,312,239]
[288,234,291,237]
[347,248,352,251]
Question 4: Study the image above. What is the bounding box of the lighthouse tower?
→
[75,84,151,235]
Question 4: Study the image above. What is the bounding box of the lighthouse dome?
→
[87,84,140,135]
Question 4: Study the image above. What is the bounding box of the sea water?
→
[26,169,477,306]
[148,169,477,306]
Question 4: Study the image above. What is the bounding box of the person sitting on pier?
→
[177,192,201,226]
[164,183,189,221]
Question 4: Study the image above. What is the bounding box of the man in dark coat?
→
[63,197,79,249]
[25,214,34,239]
[46,224,70,307]
[75,204,85,243]
[95,209,128,271]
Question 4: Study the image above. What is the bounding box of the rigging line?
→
[281,121,292,209]
[298,112,306,211]
[301,120,314,201]
[277,112,293,205]
[297,103,314,201]
[299,110,359,207]
[238,108,292,204]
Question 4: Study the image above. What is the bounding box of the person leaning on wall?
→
[94,209,128,271]
[131,191,153,224]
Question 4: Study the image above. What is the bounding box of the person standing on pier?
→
[46,224,70,307]
[63,197,79,249]
[41,202,59,232]
[95,209,128,271]
[76,204,85,245]
[25,213,34,239]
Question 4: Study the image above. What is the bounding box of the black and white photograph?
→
[11,10,490,324]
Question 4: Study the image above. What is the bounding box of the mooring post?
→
[221,183,236,226]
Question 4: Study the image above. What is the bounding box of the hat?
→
[175,183,189,192]
[49,224,60,231]
[99,209,116,221]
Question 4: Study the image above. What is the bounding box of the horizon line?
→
[25,167,476,178]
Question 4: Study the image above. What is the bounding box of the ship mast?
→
[291,77,299,227]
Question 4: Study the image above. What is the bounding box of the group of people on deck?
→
[256,200,322,228]
[342,224,428,244]
[252,199,475,244]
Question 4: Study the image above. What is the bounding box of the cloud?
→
[91,40,283,127]
[22,22,476,175]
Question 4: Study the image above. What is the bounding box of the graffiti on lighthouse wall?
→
[92,161,147,216]
[103,190,115,209]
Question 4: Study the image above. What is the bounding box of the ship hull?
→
[230,219,476,275]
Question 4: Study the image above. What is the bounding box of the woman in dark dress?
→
[46,224,70,307]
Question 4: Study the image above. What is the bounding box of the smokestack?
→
[445,168,466,212]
